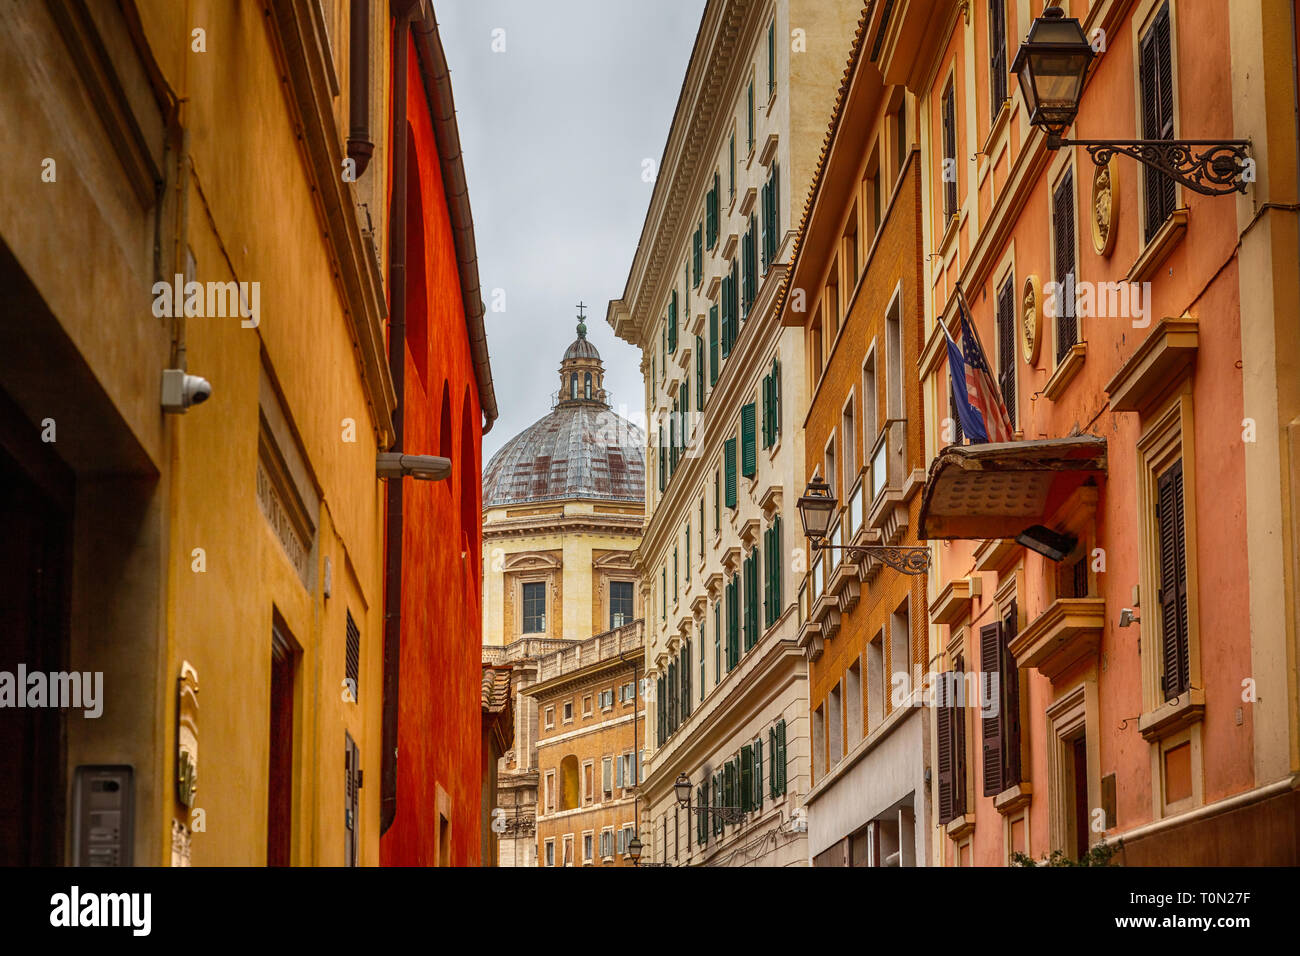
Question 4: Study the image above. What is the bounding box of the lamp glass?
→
[1011,5,1093,136]
[797,478,836,539]
[673,772,691,808]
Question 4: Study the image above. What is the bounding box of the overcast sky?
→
[436,0,705,462]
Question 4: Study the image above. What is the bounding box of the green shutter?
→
[741,745,753,813]
[776,719,787,793]
[695,336,705,410]
[668,291,678,353]
[768,727,778,797]
[754,736,763,809]
[772,358,781,441]
[658,427,665,491]
[773,515,783,615]
[720,273,732,359]
[741,402,757,477]
[709,304,719,384]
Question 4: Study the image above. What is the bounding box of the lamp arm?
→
[1056,137,1252,197]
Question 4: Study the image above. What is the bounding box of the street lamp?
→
[796,477,931,575]
[673,772,693,808]
[627,835,643,865]
[1012,5,1250,195]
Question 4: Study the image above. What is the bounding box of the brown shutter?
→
[1141,2,1176,241]
[996,277,1017,430]
[1001,600,1022,786]
[937,680,955,824]
[980,623,1004,797]
[1158,460,1190,698]
[1053,169,1077,360]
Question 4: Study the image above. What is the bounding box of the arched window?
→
[570,373,578,399]
[560,755,580,810]
[584,372,592,399]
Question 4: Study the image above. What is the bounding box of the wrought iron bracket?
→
[1049,136,1252,196]
[685,805,745,825]
[810,540,931,575]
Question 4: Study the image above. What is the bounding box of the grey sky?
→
[435,0,705,462]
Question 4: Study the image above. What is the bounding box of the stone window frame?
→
[1044,679,1101,859]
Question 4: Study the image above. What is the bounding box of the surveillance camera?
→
[1118,608,1140,628]
[376,452,452,481]
[162,369,213,413]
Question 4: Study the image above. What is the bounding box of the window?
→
[713,600,721,685]
[522,581,546,633]
[545,838,555,867]
[563,700,573,723]
[692,224,703,287]
[995,273,1017,430]
[941,79,958,219]
[949,367,965,445]
[668,290,678,353]
[610,580,633,629]
[828,681,843,766]
[743,547,759,651]
[890,596,911,702]
[867,631,884,730]
[698,497,705,557]
[842,397,856,492]
[741,402,757,478]
[767,719,787,797]
[1053,169,1078,360]
[544,770,556,812]
[762,357,782,449]
[980,601,1022,797]
[763,514,783,628]
[936,666,968,825]
[544,706,555,730]
[746,77,755,152]
[812,704,825,782]
[725,572,740,670]
[584,372,592,399]
[344,610,360,704]
[699,624,706,703]
[583,832,593,863]
[988,0,1007,116]
[767,18,776,99]
[583,694,592,717]
[724,437,738,508]
[714,468,721,531]
[729,130,737,202]
[824,433,837,497]
[761,162,781,270]
[742,215,757,316]
[1156,459,1190,699]
[570,373,578,399]
[810,315,824,385]
[867,151,882,240]
[706,172,720,249]
[895,98,908,180]
[709,303,719,385]
[886,297,903,419]
[843,215,858,289]
[600,828,614,860]
[602,756,613,796]
[720,267,735,359]
[862,351,877,448]
[846,659,863,749]
[1140,2,1176,242]
[695,335,705,410]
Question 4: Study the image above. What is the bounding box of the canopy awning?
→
[919,436,1107,540]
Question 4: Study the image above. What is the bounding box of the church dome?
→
[482,313,645,508]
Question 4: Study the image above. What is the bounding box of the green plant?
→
[1011,841,1121,867]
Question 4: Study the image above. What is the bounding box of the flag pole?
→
[954,281,1016,442]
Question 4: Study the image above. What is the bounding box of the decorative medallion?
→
[1091,158,1118,257]
[1021,274,1042,365]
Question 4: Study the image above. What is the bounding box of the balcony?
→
[867,419,909,545]
[1009,598,1105,682]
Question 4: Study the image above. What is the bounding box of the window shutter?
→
[724,437,738,507]
[768,727,777,797]
[695,336,705,409]
[709,305,719,384]
[942,86,958,217]
[989,0,1007,112]
[720,273,733,359]
[741,746,753,812]
[616,753,624,788]
[741,402,757,477]
[1002,600,1022,786]
[668,291,678,353]
[776,719,787,793]
[773,515,783,613]
[1053,169,1077,360]
[937,687,955,824]
[1157,460,1190,699]
[772,358,781,438]
[980,622,1005,797]
[996,277,1017,430]
[658,427,665,492]
[1141,3,1176,242]
[754,736,763,809]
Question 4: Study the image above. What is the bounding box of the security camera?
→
[161,369,213,413]
[1119,608,1140,628]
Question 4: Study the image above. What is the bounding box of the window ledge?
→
[980,99,1011,167]
[1105,316,1198,413]
[1043,342,1087,402]
[1139,687,1205,742]
[973,537,1020,573]
[738,186,758,218]
[928,575,981,626]
[994,782,1032,816]
[1009,597,1105,682]
[945,813,975,841]
[1127,209,1188,284]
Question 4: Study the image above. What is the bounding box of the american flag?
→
[941,289,1014,444]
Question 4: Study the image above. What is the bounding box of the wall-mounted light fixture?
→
[376,453,451,481]
[796,476,930,575]
[1015,524,1077,562]
[1012,5,1250,196]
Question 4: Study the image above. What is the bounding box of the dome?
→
[482,403,645,507]
[563,336,601,362]
[483,310,644,508]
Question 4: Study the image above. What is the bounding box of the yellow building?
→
[0,0,489,866]
[481,322,646,865]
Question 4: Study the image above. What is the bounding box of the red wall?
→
[380,33,484,866]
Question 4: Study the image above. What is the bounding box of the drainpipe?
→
[380,0,416,836]
[346,0,373,177]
